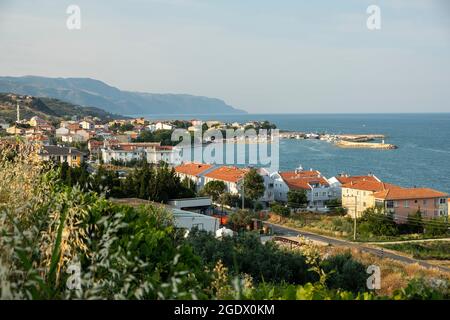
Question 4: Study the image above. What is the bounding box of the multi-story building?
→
[204,166,249,195]
[174,162,215,190]
[38,145,84,167]
[146,145,179,164]
[101,142,179,165]
[342,178,401,218]
[373,188,448,222]
[271,168,338,211]
[80,120,95,130]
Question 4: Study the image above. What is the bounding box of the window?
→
[404,200,409,208]
[394,201,398,208]
[440,198,446,204]
[72,155,77,160]
[386,201,394,208]
[423,199,427,205]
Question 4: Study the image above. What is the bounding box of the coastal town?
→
[1,96,450,303]
[2,0,450,307]
[0,101,448,233]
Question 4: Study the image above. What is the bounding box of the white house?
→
[146,146,180,165]
[155,122,174,131]
[62,134,84,143]
[55,127,70,137]
[146,124,157,132]
[80,120,95,130]
[101,148,146,163]
[257,168,275,203]
[271,167,339,211]
[101,143,179,165]
[174,162,215,190]
[203,166,249,195]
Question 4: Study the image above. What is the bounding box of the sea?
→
[137,113,450,194]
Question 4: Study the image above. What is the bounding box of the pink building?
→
[374,187,448,223]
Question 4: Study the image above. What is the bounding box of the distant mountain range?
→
[0,76,246,116]
[0,93,121,123]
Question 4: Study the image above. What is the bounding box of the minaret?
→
[16,101,20,123]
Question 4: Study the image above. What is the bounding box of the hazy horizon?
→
[1,0,450,113]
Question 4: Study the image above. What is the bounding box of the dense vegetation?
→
[58,161,196,203]
[0,93,120,123]
[381,242,450,261]
[0,142,448,300]
[277,206,449,242]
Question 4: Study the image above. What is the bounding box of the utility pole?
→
[16,101,20,123]
[241,183,245,210]
[353,196,357,241]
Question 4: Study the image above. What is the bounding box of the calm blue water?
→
[144,113,450,194]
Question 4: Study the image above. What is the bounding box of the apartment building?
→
[38,145,84,167]
[374,187,448,222]
[271,168,338,211]
[342,178,401,218]
[203,166,249,195]
[174,162,214,190]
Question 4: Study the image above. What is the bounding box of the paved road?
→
[263,221,450,273]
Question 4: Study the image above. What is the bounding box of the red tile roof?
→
[336,175,379,184]
[342,180,401,192]
[374,188,448,200]
[175,163,213,177]
[204,166,249,183]
[155,146,173,151]
[280,171,329,190]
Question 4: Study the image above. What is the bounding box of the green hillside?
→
[0,93,122,123]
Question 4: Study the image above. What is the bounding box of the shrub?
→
[186,230,315,285]
[271,203,291,217]
[320,253,368,292]
[358,207,398,237]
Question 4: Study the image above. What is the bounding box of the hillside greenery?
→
[0,93,121,124]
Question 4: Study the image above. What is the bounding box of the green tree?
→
[219,192,240,208]
[201,180,226,202]
[407,210,424,234]
[287,189,308,210]
[229,209,255,231]
[358,207,398,237]
[424,217,449,237]
[320,252,367,292]
[271,203,291,217]
[243,168,265,207]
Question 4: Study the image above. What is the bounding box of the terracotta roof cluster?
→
[280,170,329,190]
[204,166,249,183]
[175,162,213,177]
[374,188,448,200]
[336,175,379,184]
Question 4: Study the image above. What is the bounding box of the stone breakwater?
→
[334,140,398,149]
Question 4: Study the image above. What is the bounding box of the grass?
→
[380,242,450,261]
[267,213,449,243]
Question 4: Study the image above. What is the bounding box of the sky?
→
[0,0,449,113]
